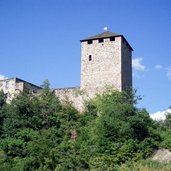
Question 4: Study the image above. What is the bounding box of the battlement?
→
[80,31,132,97]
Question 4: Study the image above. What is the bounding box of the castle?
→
[0,31,133,110]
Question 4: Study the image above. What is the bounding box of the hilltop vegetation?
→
[0,84,171,171]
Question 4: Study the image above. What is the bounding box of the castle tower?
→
[80,31,133,97]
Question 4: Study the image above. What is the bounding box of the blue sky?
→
[0,0,171,115]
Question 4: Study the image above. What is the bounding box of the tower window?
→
[87,40,92,44]
[89,55,92,61]
[98,38,104,43]
[110,37,115,41]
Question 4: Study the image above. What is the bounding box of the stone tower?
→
[80,31,133,97]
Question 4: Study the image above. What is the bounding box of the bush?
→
[0,88,162,170]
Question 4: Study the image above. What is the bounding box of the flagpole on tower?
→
[104,27,108,31]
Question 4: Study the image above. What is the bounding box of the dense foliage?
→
[0,85,169,170]
[156,112,171,150]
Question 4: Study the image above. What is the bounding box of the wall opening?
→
[87,40,92,44]
[110,37,115,41]
[89,55,92,61]
[98,38,104,43]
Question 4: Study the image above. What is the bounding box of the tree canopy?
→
[0,87,167,170]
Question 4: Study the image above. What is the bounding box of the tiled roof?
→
[80,31,120,42]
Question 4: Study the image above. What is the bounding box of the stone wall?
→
[22,80,42,94]
[81,36,122,98]
[121,38,132,90]
[0,78,41,103]
[53,87,86,111]
[0,78,24,102]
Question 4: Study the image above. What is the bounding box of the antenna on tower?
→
[104,27,108,31]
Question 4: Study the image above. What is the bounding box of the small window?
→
[87,40,92,44]
[98,38,104,43]
[89,55,92,61]
[110,37,115,41]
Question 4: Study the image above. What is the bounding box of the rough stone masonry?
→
[0,31,133,111]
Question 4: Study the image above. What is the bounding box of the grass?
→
[118,160,171,171]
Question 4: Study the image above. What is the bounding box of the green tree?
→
[158,112,171,150]
[0,87,162,170]
[0,90,6,136]
[81,89,160,168]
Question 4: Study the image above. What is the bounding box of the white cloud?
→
[150,108,171,121]
[155,64,163,70]
[166,67,171,80]
[132,58,145,71]
[0,75,7,80]
[154,65,171,80]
